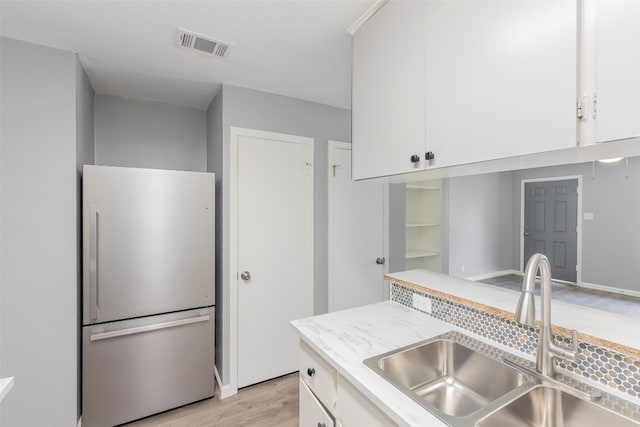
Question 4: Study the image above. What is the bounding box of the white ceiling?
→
[0,0,373,110]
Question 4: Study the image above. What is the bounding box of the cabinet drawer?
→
[299,379,334,427]
[336,375,396,427]
[299,341,337,409]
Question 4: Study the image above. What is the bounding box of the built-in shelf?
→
[0,377,14,404]
[405,179,443,272]
[406,251,440,259]
[406,185,440,191]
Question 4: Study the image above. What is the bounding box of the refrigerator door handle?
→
[90,203,99,321]
[90,314,211,341]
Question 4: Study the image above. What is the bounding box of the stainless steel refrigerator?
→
[81,165,215,427]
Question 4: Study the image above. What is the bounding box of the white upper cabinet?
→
[594,0,640,143]
[352,1,428,180]
[423,0,577,169]
[352,0,579,179]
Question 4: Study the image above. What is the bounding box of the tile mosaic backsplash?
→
[391,282,640,401]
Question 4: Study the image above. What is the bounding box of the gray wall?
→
[511,159,640,292]
[388,184,407,274]
[446,172,515,278]
[94,94,207,172]
[76,59,95,420]
[1,37,79,427]
[209,85,351,385]
[206,90,224,382]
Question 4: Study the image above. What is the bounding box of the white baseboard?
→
[214,366,237,400]
[578,281,640,298]
[465,269,521,281]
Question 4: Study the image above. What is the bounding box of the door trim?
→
[519,175,582,284]
[327,141,390,312]
[230,127,314,395]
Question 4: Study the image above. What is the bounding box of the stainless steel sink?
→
[364,335,529,418]
[365,332,640,426]
[477,385,639,427]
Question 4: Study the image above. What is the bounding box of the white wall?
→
[1,37,79,427]
[94,94,207,172]
[207,84,351,387]
[446,171,515,278]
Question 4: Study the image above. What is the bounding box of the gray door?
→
[82,165,215,325]
[523,179,578,282]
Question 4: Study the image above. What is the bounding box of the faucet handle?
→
[571,330,579,349]
[563,330,579,361]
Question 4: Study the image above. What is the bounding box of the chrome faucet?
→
[515,253,579,377]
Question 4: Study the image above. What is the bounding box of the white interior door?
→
[329,142,386,312]
[237,132,313,389]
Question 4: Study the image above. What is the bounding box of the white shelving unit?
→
[405,179,443,272]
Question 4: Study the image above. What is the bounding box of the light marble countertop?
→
[386,270,640,353]
[292,271,640,426]
[0,377,14,404]
[292,301,466,427]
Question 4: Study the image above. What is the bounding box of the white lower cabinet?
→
[300,379,334,427]
[299,341,398,427]
[335,376,396,427]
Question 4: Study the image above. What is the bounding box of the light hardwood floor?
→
[125,372,299,427]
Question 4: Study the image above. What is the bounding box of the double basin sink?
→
[364,333,639,426]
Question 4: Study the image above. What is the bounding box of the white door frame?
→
[327,141,390,312]
[519,175,582,285]
[229,126,314,396]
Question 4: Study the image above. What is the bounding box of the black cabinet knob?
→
[410,154,420,163]
[307,367,315,377]
[425,151,435,161]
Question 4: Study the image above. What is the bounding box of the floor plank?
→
[125,373,299,427]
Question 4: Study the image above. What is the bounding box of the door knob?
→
[410,154,420,163]
[376,257,386,265]
[425,151,435,161]
[240,271,251,281]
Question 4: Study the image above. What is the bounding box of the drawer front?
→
[299,341,337,409]
[300,380,334,427]
[82,308,215,427]
[336,375,396,427]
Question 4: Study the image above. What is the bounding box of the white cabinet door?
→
[335,376,396,427]
[423,0,578,168]
[595,0,640,142]
[300,380,334,427]
[352,1,427,180]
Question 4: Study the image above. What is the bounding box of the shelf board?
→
[406,185,440,191]
[406,223,440,228]
[405,251,440,259]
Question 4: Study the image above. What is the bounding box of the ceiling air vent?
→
[176,29,234,59]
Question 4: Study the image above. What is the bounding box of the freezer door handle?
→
[90,314,211,341]
[89,203,99,321]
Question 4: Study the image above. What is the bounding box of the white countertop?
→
[387,270,640,352]
[0,377,14,404]
[292,301,463,426]
[292,271,640,426]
